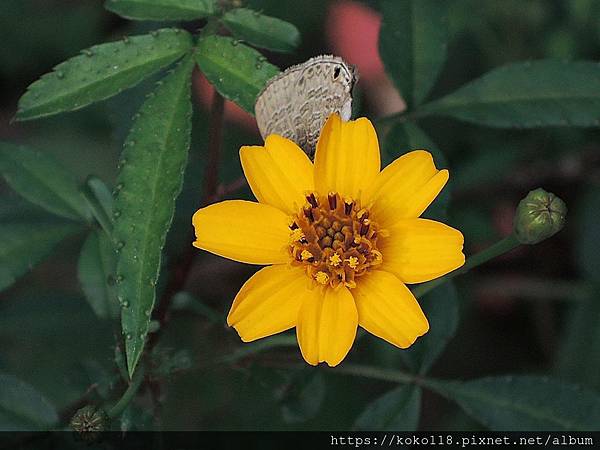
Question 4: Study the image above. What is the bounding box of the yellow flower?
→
[192,114,465,367]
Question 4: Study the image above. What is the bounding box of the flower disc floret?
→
[290,192,382,289]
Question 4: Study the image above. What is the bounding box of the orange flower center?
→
[289,192,383,289]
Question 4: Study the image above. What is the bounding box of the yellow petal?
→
[314,114,380,202]
[353,270,429,348]
[192,200,290,265]
[380,218,465,284]
[296,286,358,367]
[363,150,448,226]
[228,265,309,342]
[240,135,314,214]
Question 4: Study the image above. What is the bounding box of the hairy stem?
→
[412,233,521,298]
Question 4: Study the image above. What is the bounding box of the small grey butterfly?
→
[255,55,359,157]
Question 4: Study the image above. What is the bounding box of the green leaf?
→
[555,292,600,391]
[195,35,280,114]
[383,121,447,167]
[428,376,600,431]
[16,28,193,121]
[578,185,600,281]
[81,176,114,236]
[86,176,114,220]
[78,231,118,319]
[556,186,600,389]
[221,8,301,53]
[0,143,90,221]
[379,0,448,108]
[171,291,223,324]
[278,371,325,424]
[453,147,521,193]
[120,402,154,431]
[383,122,449,220]
[420,60,600,128]
[354,384,421,431]
[114,56,194,378]
[150,348,193,378]
[105,0,216,21]
[0,373,59,431]
[403,282,458,374]
[0,222,80,291]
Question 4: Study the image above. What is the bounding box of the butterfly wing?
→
[255,55,358,157]
[255,69,298,144]
[292,59,355,156]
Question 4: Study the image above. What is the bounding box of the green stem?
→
[412,233,521,298]
[107,367,145,419]
[332,363,417,385]
[81,180,113,237]
[214,334,297,366]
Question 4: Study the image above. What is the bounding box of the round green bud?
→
[70,404,109,440]
[513,188,567,245]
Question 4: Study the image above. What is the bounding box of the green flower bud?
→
[513,188,567,244]
[70,404,109,440]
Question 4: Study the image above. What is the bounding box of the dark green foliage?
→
[0,144,90,221]
[0,222,79,291]
[16,29,193,121]
[403,283,459,374]
[429,376,600,431]
[78,231,118,319]
[354,384,421,431]
[0,373,59,431]
[221,8,301,53]
[113,56,195,377]
[379,0,448,108]
[105,0,216,21]
[195,35,280,114]
[420,61,600,128]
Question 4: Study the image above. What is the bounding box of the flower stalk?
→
[332,363,417,385]
[107,366,145,419]
[412,233,521,298]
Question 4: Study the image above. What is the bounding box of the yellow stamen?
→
[329,253,342,267]
[289,228,304,243]
[372,249,383,264]
[301,250,314,261]
[315,271,329,285]
[347,256,359,269]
